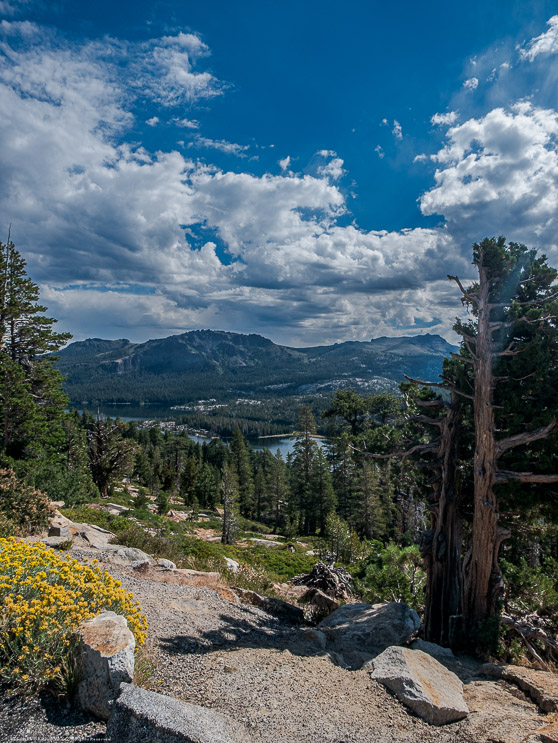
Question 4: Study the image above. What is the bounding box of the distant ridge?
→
[55,329,458,404]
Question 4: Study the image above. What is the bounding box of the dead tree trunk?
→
[450,239,558,635]
[422,391,464,646]
[460,261,507,629]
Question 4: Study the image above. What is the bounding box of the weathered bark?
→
[422,392,464,646]
[461,261,505,628]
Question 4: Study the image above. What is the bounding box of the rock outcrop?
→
[76,611,135,720]
[317,601,421,669]
[107,683,252,743]
[480,663,558,712]
[368,646,469,725]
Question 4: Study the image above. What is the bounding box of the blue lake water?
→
[71,406,327,457]
[187,434,326,458]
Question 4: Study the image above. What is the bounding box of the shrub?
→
[0,468,51,535]
[355,542,426,611]
[0,538,147,693]
[501,556,558,623]
[114,525,186,566]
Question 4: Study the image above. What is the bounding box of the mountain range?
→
[54,330,457,405]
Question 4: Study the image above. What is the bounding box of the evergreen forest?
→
[1,236,558,669]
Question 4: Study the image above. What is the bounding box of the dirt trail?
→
[0,551,553,743]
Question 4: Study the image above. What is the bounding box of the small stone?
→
[132,560,151,572]
[232,588,304,623]
[300,587,341,614]
[224,557,240,573]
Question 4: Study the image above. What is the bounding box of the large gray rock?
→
[107,683,252,742]
[76,611,135,720]
[317,601,421,669]
[77,523,117,549]
[369,646,469,725]
[100,546,156,566]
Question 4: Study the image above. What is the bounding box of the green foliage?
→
[229,429,254,517]
[356,543,426,611]
[114,524,188,566]
[0,468,51,535]
[134,487,150,510]
[221,464,239,545]
[156,489,170,516]
[501,557,558,623]
[0,240,71,461]
[321,512,364,564]
[234,545,316,583]
[87,419,137,498]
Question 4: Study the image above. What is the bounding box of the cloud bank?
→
[2,15,558,346]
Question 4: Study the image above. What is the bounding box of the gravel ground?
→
[110,566,546,743]
[0,549,550,743]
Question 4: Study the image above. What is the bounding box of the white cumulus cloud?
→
[521,15,558,61]
[421,103,558,256]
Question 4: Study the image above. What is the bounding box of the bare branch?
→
[496,419,556,457]
[407,414,444,428]
[457,331,477,344]
[497,340,523,357]
[448,274,474,298]
[453,388,474,401]
[415,399,445,408]
[362,443,438,460]
[495,470,558,484]
[451,352,473,365]
[403,374,447,390]
[500,614,558,654]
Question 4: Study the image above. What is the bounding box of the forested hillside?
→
[54,329,456,404]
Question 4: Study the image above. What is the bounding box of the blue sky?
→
[2,1,558,346]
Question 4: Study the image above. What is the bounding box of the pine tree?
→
[0,239,71,458]
[87,418,136,498]
[229,428,254,517]
[221,464,239,545]
[290,406,320,534]
[309,448,336,534]
[268,449,289,532]
[353,459,387,540]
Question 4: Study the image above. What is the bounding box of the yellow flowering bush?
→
[0,537,147,691]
